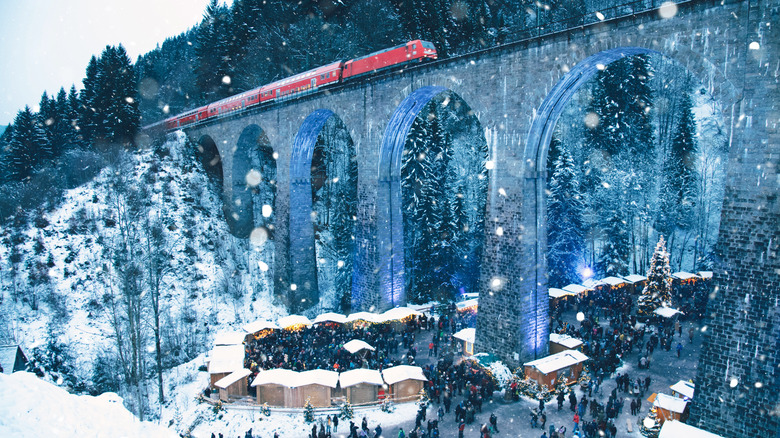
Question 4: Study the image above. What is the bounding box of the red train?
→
[161,40,437,131]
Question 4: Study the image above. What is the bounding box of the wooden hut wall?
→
[256,384,288,407]
[347,383,378,404]
[392,380,424,401]
[524,366,555,388]
[549,341,567,355]
[210,372,229,387]
[219,377,248,401]
[296,384,332,407]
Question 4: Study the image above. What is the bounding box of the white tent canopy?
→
[562,284,590,294]
[524,350,589,375]
[654,307,683,318]
[453,328,476,344]
[623,274,647,284]
[670,380,695,399]
[278,315,312,329]
[251,369,301,388]
[343,339,376,354]
[380,307,422,322]
[312,312,348,325]
[382,365,427,385]
[298,369,340,388]
[600,276,627,286]
[345,312,381,324]
[213,331,247,346]
[207,345,245,374]
[214,368,252,389]
[582,278,602,289]
[548,288,574,298]
[549,333,583,349]
[339,369,383,388]
[243,320,279,334]
[658,421,724,438]
[672,271,700,280]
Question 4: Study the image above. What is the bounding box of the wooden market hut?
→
[312,312,348,326]
[670,380,695,401]
[658,420,724,438]
[379,307,423,331]
[600,276,629,293]
[562,283,591,297]
[339,369,384,404]
[0,345,28,374]
[623,274,648,294]
[215,368,251,401]
[293,369,339,407]
[213,331,247,347]
[649,392,689,424]
[207,344,245,387]
[549,333,583,354]
[382,365,427,402]
[523,350,589,388]
[345,312,381,329]
[243,320,279,340]
[252,368,299,407]
[453,328,476,356]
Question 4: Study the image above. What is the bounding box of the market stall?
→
[214,368,251,401]
[252,368,300,407]
[294,369,339,407]
[648,392,689,424]
[623,274,647,294]
[338,369,384,404]
[312,312,348,326]
[549,333,583,354]
[243,320,279,340]
[207,344,245,387]
[523,350,589,388]
[670,380,695,401]
[453,327,476,355]
[213,331,247,347]
[658,420,724,438]
[278,315,312,331]
[382,365,427,401]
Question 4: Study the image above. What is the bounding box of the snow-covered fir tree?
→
[637,236,673,319]
[7,106,50,181]
[546,140,586,287]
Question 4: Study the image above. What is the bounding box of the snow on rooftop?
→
[600,276,627,286]
[456,298,479,310]
[658,420,724,438]
[382,365,427,385]
[339,369,384,388]
[562,283,590,294]
[670,380,695,399]
[524,350,589,375]
[654,307,683,318]
[623,274,647,283]
[380,306,422,322]
[214,368,252,389]
[0,372,176,438]
[298,369,340,388]
[251,369,300,387]
[207,345,245,374]
[549,333,583,349]
[213,331,246,346]
[582,278,603,288]
[548,287,574,298]
[278,315,312,329]
[243,320,279,333]
[345,312,381,323]
[312,312,348,325]
[653,392,689,413]
[453,328,476,344]
[343,339,376,353]
[672,271,700,280]
[697,271,713,279]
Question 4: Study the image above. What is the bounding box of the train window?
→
[412,44,417,49]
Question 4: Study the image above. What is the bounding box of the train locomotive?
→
[160,40,437,131]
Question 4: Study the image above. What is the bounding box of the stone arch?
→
[376,85,489,310]
[195,135,223,185]
[226,124,276,239]
[289,109,357,312]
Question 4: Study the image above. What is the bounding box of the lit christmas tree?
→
[303,397,315,422]
[340,398,354,419]
[637,236,673,319]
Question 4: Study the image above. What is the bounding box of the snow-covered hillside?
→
[0,132,284,402]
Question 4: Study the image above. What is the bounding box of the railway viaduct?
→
[180,0,778,435]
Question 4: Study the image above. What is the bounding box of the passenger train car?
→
[159,40,437,131]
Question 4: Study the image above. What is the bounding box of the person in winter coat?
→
[374,424,382,437]
[398,428,405,438]
[569,391,577,412]
[334,415,339,432]
[557,392,565,410]
[489,412,499,433]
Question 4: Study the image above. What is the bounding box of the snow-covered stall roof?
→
[456,298,479,310]
[549,333,583,349]
[251,369,301,388]
[562,284,591,294]
[548,288,574,298]
[243,320,279,334]
[582,278,603,289]
[207,345,245,374]
[339,369,384,388]
[658,420,724,438]
[669,380,695,399]
[298,370,340,388]
[380,307,422,322]
[524,350,589,375]
[453,328,476,344]
[623,274,647,284]
[312,312,348,325]
[345,312,381,323]
[600,276,627,286]
[382,365,428,385]
[213,331,247,346]
[672,271,700,280]
[214,368,252,389]
[653,392,688,413]
[278,315,312,329]
[654,307,683,318]
[697,271,713,279]
[343,339,376,354]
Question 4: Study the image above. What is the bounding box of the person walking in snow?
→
[557,391,565,410]
[489,412,499,433]
[540,412,547,430]
[676,342,683,358]
[334,415,339,433]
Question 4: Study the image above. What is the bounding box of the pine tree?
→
[598,207,630,277]
[7,106,50,180]
[637,236,673,319]
[303,397,315,422]
[546,143,586,287]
